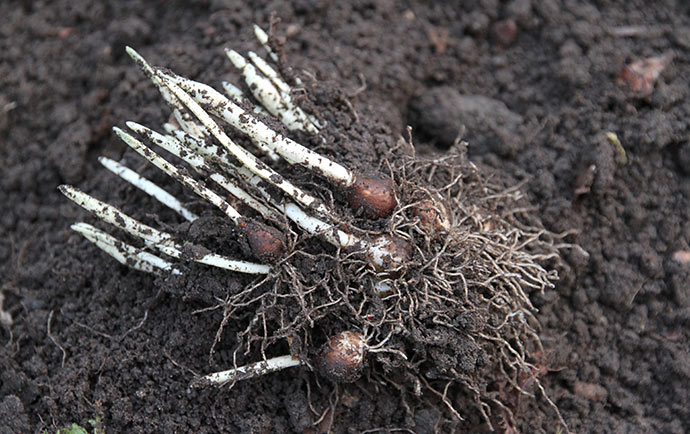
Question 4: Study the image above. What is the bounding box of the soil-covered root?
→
[207,143,568,431]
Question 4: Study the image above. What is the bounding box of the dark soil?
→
[2,1,690,433]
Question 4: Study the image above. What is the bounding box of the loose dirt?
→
[1,1,689,433]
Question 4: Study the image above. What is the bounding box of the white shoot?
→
[246,50,319,134]
[252,24,305,87]
[221,81,268,116]
[124,48,208,140]
[194,355,302,386]
[158,69,354,187]
[247,51,291,94]
[153,72,335,217]
[59,185,270,274]
[71,222,182,275]
[284,203,408,269]
[222,80,247,100]
[227,49,316,133]
[99,156,199,223]
[125,121,281,222]
[283,202,358,248]
[172,108,209,139]
[126,46,278,159]
[253,24,279,62]
[113,127,245,224]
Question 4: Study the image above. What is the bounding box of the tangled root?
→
[201,137,567,430]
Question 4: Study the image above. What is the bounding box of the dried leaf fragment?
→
[617,52,673,97]
[672,250,690,264]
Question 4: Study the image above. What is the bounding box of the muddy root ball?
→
[242,219,286,261]
[347,175,397,219]
[316,331,367,383]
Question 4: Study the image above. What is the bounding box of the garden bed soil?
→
[2,1,690,433]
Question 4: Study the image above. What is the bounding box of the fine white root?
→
[71,222,182,275]
[192,355,302,387]
[59,185,271,274]
[99,156,199,223]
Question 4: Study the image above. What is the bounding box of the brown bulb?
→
[368,235,412,273]
[347,175,397,219]
[242,219,286,261]
[413,199,450,234]
[317,331,367,383]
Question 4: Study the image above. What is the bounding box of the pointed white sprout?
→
[125,121,281,222]
[246,50,319,134]
[221,81,270,116]
[228,49,315,133]
[99,156,199,223]
[158,69,354,187]
[222,80,247,99]
[126,46,278,158]
[113,127,245,223]
[71,222,182,275]
[253,24,279,62]
[220,81,282,162]
[247,51,291,93]
[59,185,270,274]
[151,72,335,218]
[61,185,173,248]
[283,202,359,248]
[134,55,206,138]
[172,108,209,139]
[195,355,302,386]
[186,140,403,267]
[125,48,208,140]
